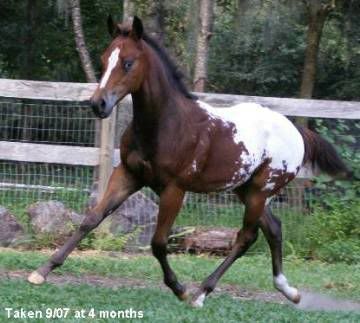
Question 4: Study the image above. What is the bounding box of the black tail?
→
[296,126,352,179]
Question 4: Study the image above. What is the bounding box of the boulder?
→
[0,206,24,247]
[27,201,84,238]
[87,183,159,247]
[109,191,158,246]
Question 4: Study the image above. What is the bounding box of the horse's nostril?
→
[100,99,106,109]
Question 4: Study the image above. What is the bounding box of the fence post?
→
[98,108,117,200]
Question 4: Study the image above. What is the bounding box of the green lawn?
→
[0,249,359,300]
[1,279,359,323]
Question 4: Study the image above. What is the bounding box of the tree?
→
[69,0,96,82]
[193,0,214,92]
[142,0,165,43]
[24,0,37,79]
[234,0,250,33]
[123,0,135,21]
[299,0,336,99]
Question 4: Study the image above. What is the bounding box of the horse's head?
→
[90,16,146,118]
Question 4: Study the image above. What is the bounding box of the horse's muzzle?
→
[90,98,111,119]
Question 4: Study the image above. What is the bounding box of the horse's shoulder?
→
[120,123,135,158]
[120,125,155,182]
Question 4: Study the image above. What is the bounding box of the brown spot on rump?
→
[262,167,296,194]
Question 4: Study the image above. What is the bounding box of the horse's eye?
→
[123,60,133,72]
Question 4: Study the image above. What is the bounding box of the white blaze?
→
[100,47,121,89]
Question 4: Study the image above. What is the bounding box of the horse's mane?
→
[142,33,197,100]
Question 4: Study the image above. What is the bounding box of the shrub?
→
[305,198,360,263]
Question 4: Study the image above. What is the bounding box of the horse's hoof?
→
[190,292,206,308]
[178,290,190,301]
[292,291,301,304]
[28,271,45,285]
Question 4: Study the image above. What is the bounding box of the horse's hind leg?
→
[190,190,264,307]
[28,164,140,285]
[151,184,188,300]
[259,206,300,303]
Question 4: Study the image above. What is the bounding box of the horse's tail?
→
[296,126,352,179]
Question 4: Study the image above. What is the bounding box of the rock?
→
[178,228,238,255]
[0,206,24,247]
[109,191,158,247]
[27,201,84,238]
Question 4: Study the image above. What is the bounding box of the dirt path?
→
[0,269,285,304]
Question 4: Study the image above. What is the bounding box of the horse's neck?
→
[131,59,186,156]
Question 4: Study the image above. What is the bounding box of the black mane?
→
[143,33,197,100]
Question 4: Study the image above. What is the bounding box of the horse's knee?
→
[233,228,259,258]
[237,228,259,246]
[79,212,104,233]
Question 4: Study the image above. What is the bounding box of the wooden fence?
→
[0,78,359,198]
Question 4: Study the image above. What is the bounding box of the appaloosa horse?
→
[28,16,350,307]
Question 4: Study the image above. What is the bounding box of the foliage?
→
[208,1,307,96]
[296,116,360,264]
[305,199,360,264]
[79,227,142,251]
[0,0,359,100]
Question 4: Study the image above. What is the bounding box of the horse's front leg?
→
[151,184,187,300]
[28,164,141,285]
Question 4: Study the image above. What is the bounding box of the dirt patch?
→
[0,269,284,304]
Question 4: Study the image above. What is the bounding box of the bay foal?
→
[28,16,350,307]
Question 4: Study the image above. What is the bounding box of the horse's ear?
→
[131,16,143,40]
[107,14,117,38]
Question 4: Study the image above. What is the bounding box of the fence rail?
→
[1,78,359,118]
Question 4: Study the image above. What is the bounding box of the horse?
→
[28,16,351,307]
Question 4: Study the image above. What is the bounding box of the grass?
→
[1,279,359,323]
[0,249,359,300]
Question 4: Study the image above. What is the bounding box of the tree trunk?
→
[142,0,164,43]
[69,0,96,83]
[297,0,335,126]
[193,0,214,92]
[123,0,135,21]
[294,0,335,211]
[234,0,250,33]
[22,0,37,142]
[69,0,100,192]
[24,0,37,79]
